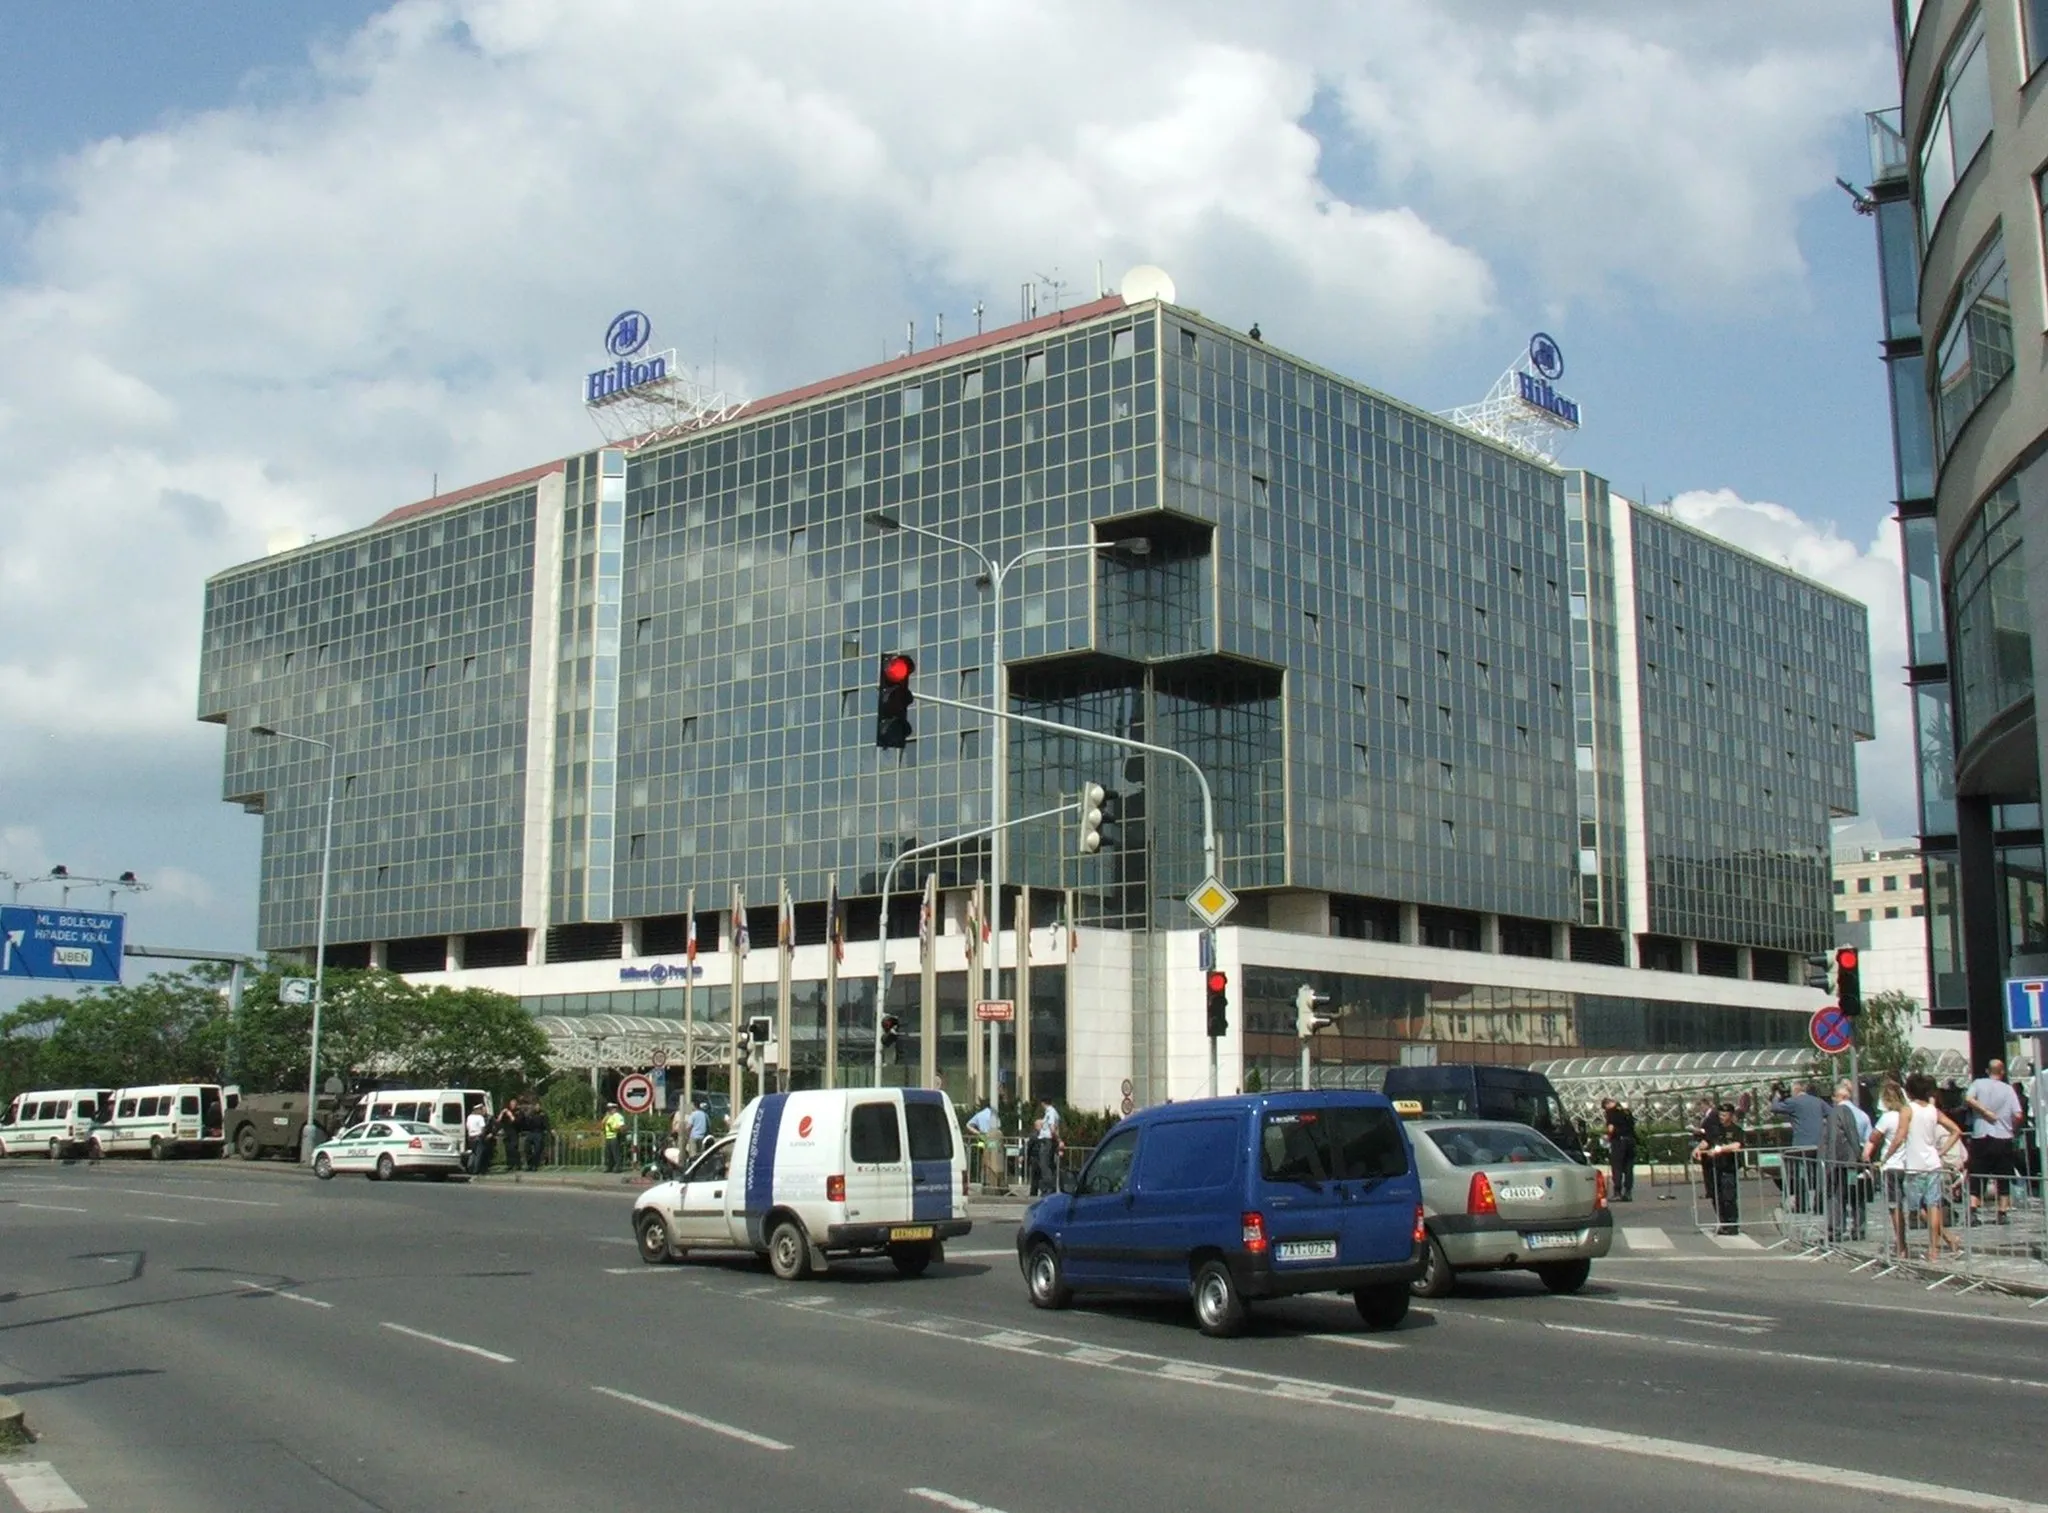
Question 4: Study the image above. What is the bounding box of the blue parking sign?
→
[0,906,126,983]
[2006,978,2048,1034]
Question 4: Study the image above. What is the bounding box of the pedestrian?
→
[464,1103,491,1177]
[1770,1079,1830,1213]
[1602,1097,1637,1202]
[1886,1072,1966,1262]
[966,1100,1000,1189]
[686,1099,709,1161]
[1866,1077,1910,1255]
[602,1102,627,1174]
[1822,1079,1867,1242]
[493,1099,522,1172]
[1694,1100,1744,1234]
[1029,1100,1061,1196]
[519,1098,548,1171]
[668,1101,687,1157]
[1963,1059,2022,1224]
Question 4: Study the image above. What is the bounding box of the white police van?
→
[631,1088,970,1278]
[92,1083,228,1159]
[0,1088,112,1159]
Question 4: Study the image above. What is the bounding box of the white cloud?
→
[0,1,1901,947]
[1665,487,1914,839]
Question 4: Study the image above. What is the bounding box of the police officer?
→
[602,1102,627,1174]
[1694,1101,1744,1234]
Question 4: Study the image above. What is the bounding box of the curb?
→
[0,1393,26,1444]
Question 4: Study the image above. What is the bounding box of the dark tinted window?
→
[1261,1112,1332,1183]
[904,1100,955,1162]
[850,1102,903,1163]
[1079,1128,1138,1195]
[1136,1117,1237,1192]
[1426,1125,1567,1168]
[441,1102,463,1124]
[117,1099,137,1118]
[1324,1105,1408,1179]
[180,1095,200,1116]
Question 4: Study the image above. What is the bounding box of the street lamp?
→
[865,512,1149,1103]
[251,723,340,1164]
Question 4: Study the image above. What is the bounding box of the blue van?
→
[1014,1091,1424,1337]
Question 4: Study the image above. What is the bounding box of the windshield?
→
[1426,1125,1568,1168]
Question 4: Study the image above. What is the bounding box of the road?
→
[2,1159,2044,1513]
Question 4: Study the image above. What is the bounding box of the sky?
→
[0,1,1910,993]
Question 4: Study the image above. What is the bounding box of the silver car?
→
[1404,1117,1612,1296]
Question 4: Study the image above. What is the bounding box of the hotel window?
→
[2027,0,2048,74]
[1935,231,2013,449]
[1918,10,1991,239]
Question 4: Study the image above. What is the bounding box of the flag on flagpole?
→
[778,880,794,955]
[827,875,845,965]
[1022,889,1032,963]
[686,896,698,965]
[1066,891,1079,953]
[918,873,935,965]
[965,883,982,951]
[732,883,749,959]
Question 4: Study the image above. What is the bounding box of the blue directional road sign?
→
[2006,977,2048,1034]
[1809,1006,1854,1055]
[0,905,126,983]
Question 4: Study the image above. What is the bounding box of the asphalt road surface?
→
[3,1159,2044,1513]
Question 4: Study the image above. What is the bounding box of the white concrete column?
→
[445,935,466,972]
[1481,914,1502,954]
[369,940,388,969]
[1680,938,1699,975]
[1399,903,1421,946]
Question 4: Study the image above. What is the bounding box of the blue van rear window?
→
[1263,1106,1406,1182]
[1134,1117,1236,1192]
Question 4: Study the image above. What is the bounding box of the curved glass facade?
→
[1950,477,2033,749]
[1935,231,2013,452]
[1918,8,1991,240]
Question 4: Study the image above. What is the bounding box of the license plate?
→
[1276,1239,1338,1262]
[1522,1230,1585,1251]
[1498,1185,1546,1201]
[889,1225,934,1242]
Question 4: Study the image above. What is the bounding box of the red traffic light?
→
[1206,970,1227,993]
[882,653,915,686]
[1835,947,1858,972]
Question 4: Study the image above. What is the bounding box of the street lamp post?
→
[866,512,1147,1106]
[252,724,339,1164]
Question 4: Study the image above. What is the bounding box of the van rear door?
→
[844,1099,911,1224]
[1256,1109,1350,1269]
[1323,1102,1419,1266]
[902,1092,960,1223]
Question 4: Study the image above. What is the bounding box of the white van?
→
[357,1088,491,1143]
[0,1088,112,1159]
[92,1084,228,1159]
[630,1088,970,1278]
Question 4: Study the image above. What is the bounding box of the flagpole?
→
[683,885,697,1114]
[776,877,792,1094]
[729,883,744,1114]
[919,872,938,1094]
[1017,884,1032,1107]
[824,876,841,1089]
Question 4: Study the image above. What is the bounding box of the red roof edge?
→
[374,459,566,527]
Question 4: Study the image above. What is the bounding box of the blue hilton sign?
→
[586,310,667,404]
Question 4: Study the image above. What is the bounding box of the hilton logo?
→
[587,353,669,404]
[1516,369,1580,427]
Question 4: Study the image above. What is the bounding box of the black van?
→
[1380,1064,1584,1159]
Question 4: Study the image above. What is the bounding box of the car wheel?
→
[1538,1260,1592,1294]
[149,1137,167,1162]
[636,1210,675,1265]
[313,1153,334,1181]
[889,1242,933,1277]
[1411,1236,1454,1299]
[768,1218,811,1281]
[1192,1258,1248,1338]
[374,1153,396,1182]
[235,1126,260,1160]
[1025,1241,1071,1310]
[1355,1284,1410,1330]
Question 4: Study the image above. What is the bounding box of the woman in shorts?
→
[1884,1072,1965,1263]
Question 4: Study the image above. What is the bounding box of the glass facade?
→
[1630,512,1872,951]
[1564,475,1627,925]
[1950,475,2033,749]
[1918,9,1991,240]
[1935,231,2014,453]
[198,487,538,950]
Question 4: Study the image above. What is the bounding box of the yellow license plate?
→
[889,1225,934,1241]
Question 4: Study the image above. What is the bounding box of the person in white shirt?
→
[1865,1079,1910,1255]
[1963,1060,2023,1224]
[966,1102,1001,1189]
[1028,1101,1062,1196]
[463,1107,488,1176]
[1884,1072,1965,1262]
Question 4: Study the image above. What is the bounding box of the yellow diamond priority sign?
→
[1186,876,1238,927]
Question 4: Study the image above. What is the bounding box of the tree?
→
[1,973,229,1096]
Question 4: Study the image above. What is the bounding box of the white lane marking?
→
[16,1203,90,1214]
[754,1295,2048,1510]
[1820,1298,2048,1329]
[1518,1319,2048,1393]
[1620,1226,1673,1250]
[133,1214,200,1225]
[591,1236,636,1246]
[1565,1296,1777,1325]
[907,1489,1008,1513]
[590,1385,791,1450]
[1707,1232,1762,1250]
[1312,1334,1402,1351]
[937,1248,1018,1258]
[1604,1278,1713,1293]
[0,1461,88,1511]
[604,1266,701,1277]
[379,1321,514,1363]
[233,1280,333,1309]
[107,1188,276,1207]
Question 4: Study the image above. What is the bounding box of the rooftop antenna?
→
[935,312,944,345]
[973,299,985,335]
[906,318,916,355]
[1095,259,1103,298]
[1034,269,1070,314]
[1834,176,1876,216]
[432,472,438,497]
[1020,282,1036,321]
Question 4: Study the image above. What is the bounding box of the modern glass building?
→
[200,286,1871,1107]
[1862,0,2048,1068]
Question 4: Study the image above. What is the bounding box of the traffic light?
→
[1833,946,1862,1018]
[880,1014,901,1059]
[1295,984,1335,1038]
[1205,969,1229,1038]
[1078,783,1107,854]
[876,653,916,749]
[1804,953,1832,991]
[747,1015,773,1044]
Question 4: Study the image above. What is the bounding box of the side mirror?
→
[1058,1168,1079,1195]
